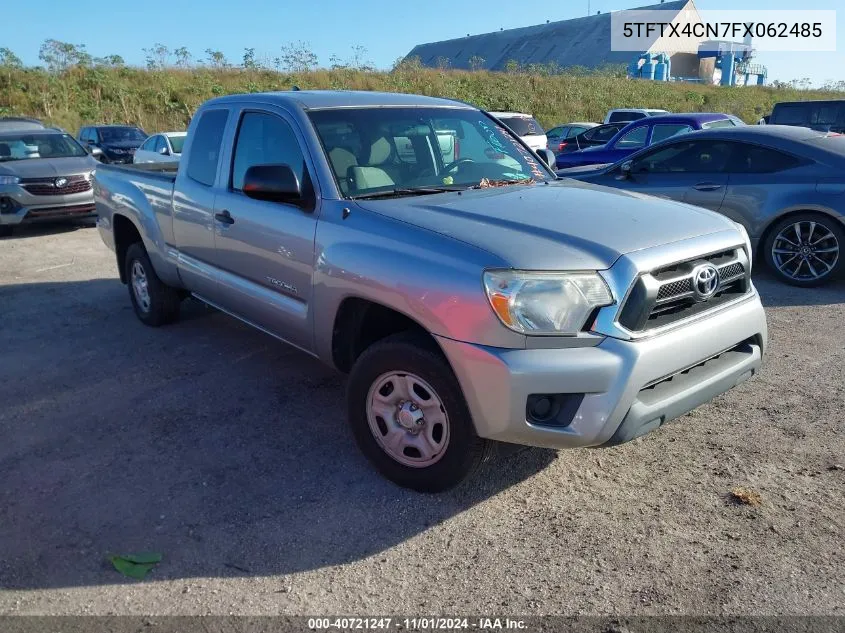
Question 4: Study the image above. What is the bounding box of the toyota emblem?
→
[54,177,68,188]
[692,264,719,301]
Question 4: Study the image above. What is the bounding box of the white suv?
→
[488,112,547,152]
[604,108,669,124]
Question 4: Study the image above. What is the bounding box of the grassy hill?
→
[1,64,842,134]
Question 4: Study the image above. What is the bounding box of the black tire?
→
[124,242,181,326]
[347,332,491,493]
[763,212,844,287]
[0,225,12,238]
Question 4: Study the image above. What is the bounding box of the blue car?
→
[555,113,742,169]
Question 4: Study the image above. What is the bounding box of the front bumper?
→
[437,289,767,449]
[0,185,95,226]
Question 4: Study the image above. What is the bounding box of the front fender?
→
[310,203,525,366]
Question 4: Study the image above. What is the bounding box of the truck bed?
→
[96,161,178,182]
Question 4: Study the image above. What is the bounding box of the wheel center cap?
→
[397,402,424,431]
[801,246,811,255]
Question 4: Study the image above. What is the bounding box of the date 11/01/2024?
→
[307,617,528,630]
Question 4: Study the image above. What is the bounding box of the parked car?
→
[94,90,766,492]
[0,129,98,236]
[487,111,547,151]
[556,113,741,169]
[557,125,845,287]
[0,117,47,132]
[78,125,147,164]
[134,132,187,164]
[770,100,845,133]
[604,108,669,124]
[558,122,627,154]
[545,122,597,154]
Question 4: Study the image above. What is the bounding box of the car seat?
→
[328,147,358,195]
[348,137,397,192]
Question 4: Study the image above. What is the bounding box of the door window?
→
[650,124,692,144]
[631,140,733,174]
[615,126,648,149]
[186,109,229,186]
[566,126,588,137]
[154,136,167,153]
[231,111,308,197]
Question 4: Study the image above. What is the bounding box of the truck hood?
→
[354,181,737,270]
[0,156,97,178]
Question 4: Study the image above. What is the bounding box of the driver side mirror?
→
[617,160,633,180]
[242,164,304,206]
[535,148,556,168]
[158,146,169,155]
[89,147,104,160]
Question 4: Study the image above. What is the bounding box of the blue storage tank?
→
[642,54,656,80]
[655,53,669,81]
[720,52,735,86]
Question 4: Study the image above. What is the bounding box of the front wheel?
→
[764,213,844,287]
[347,333,490,492]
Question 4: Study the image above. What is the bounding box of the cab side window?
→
[186,109,229,187]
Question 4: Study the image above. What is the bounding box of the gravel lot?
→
[1,221,843,616]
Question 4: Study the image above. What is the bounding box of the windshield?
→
[168,134,186,153]
[309,107,551,198]
[0,133,87,161]
[496,116,544,136]
[100,127,147,143]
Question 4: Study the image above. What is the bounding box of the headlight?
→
[735,222,753,271]
[483,270,613,335]
[0,175,20,185]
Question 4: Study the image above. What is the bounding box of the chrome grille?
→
[21,174,92,196]
[617,248,751,333]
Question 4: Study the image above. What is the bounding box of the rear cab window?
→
[702,119,738,129]
[497,116,545,136]
[608,111,646,123]
[186,109,229,186]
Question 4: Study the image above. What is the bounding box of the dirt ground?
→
[0,221,843,616]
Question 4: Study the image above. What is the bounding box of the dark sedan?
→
[557,125,845,287]
[77,125,147,164]
[555,113,741,169]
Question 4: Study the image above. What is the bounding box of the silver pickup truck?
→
[94,90,767,492]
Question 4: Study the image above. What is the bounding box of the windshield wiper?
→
[349,186,467,200]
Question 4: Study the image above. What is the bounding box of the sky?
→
[3,0,842,85]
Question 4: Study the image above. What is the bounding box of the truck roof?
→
[204,90,475,110]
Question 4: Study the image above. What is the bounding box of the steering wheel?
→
[442,158,475,173]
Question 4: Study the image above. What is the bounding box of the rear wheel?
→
[347,333,490,492]
[124,242,181,326]
[764,213,843,287]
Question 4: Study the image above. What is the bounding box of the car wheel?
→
[347,332,491,493]
[764,213,844,287]
[124,242,181,326]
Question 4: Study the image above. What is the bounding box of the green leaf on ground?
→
[108,552,162,579]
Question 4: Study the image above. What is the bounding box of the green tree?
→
[143,43,171,70]
[204,49,228,69]
[39,39,90,72]
[0,48,23,68]
[174,47,192,68]
[468,55,485,71]
[279,41,318,72]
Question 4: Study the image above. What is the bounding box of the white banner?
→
[610,9,837,52]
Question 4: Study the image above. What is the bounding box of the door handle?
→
[693,182,723,192]
[214,210,234,225]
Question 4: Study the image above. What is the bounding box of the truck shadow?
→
[0,278,555,590]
